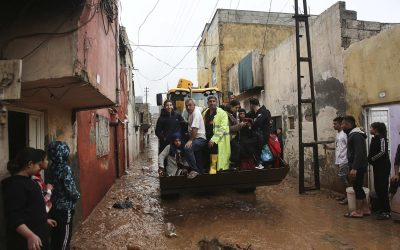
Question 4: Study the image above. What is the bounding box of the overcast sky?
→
[119,0,400,105]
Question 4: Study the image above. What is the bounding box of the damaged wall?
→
[263,1,394,191]
[77,109,116,219]
[344,25,400,123]
[197,9,295,92]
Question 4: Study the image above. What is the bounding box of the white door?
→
[366,107,390,153]
[8,106,44,150]
[364,107,390,191]
[29,114,44,149]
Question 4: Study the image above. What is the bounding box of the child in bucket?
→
[158,132,191,177]
[48,141,80,250]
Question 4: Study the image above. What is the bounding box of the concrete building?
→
[262,1,398,190]
[197,9,296,104]
[135,96,152,152]
[0,1,139,245]
[344,25,400,176]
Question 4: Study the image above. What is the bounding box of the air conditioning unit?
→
[0,60,22,100]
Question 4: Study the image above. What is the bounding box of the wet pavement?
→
[71,137,400,250]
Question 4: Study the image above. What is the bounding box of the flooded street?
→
[72,137,400,250]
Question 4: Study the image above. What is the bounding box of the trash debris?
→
[164,222,177,238]
[198,238,236,250]
[126,244,141,250]
[198,238,253,250]
[112,197,133,209]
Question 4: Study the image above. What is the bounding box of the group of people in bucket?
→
[2,141,80,250]
[155,96,284,179]
[324,115,400,220]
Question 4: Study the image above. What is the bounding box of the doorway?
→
[364,104,400,189]
[8,111,28,160]
[271,116,283,133]
[7,108,44,160]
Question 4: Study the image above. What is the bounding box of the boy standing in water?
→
[324,116,349,204]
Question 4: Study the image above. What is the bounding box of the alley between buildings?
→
[71,136,399,250]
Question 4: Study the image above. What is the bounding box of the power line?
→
[236,0,241,10]
[157,0,201,77]
[208,0,221,24]
[136,39,198,82]
[134,0,161,52]
[132,44,219,48]
[261,0,273,54]
[131,40,205,70]
[136,1,220,82]
[0,3,99,59]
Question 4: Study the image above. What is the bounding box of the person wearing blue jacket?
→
[48,141,80,250]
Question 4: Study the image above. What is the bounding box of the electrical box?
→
[0,60,22,100]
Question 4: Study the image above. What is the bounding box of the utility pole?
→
[144,87,149,104]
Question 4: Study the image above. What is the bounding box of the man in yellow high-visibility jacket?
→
[202,96,231,174]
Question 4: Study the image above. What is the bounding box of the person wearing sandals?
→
[323,116,350,205]
[342,116,371,218]
[368,122,391,220]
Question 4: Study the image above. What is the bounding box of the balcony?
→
[0,0,118,110]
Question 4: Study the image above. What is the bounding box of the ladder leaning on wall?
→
[293,0,327,194]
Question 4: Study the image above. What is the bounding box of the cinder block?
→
[342,10,357,20]
[363,21,381,31]
[358,30,379,40]
[381,23,396,31]
[346,20,363,29]
[342,28,359,39]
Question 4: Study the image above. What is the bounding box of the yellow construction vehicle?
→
[156,78,221,113]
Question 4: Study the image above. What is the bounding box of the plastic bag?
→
[261,144,274,163]
[391,187,400,214]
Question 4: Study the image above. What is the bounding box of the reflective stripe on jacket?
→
[203,107,231,170]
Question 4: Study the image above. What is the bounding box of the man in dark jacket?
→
[248,98,272,145]
[248,98,271,168]
[226,100,247,170]
[342,115,370,218]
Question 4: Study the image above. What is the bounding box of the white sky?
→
[119,0,400,105]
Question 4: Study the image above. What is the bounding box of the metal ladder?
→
[293,0,320,194]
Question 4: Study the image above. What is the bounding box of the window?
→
[96,115,109,157]
[211,58,217,86]
[288,116,295,130]
[140,112,144,124]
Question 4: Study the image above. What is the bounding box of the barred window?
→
[96,114,109,157]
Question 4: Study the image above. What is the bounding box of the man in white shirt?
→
[324,116,349,204]
[184,99,207,178]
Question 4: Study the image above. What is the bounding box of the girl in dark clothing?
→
[368,122,391,220]
[2,147,56,250]
[155,100,184,153]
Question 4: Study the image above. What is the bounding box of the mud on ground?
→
[72,138,400,250]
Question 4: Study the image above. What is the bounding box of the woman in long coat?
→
[155,100,184,153]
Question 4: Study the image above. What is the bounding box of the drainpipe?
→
[125,119,129,169]
[115,23,120,106]
[109,113,120,178]
[114,125,119,177]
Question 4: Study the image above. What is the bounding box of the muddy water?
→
[72,137,400,250]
